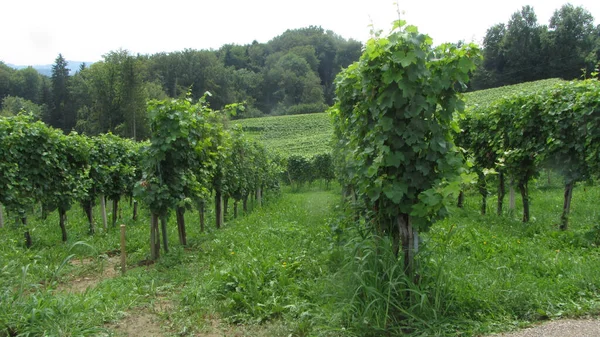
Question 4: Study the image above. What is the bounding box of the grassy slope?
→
[425,180,600,335]
[233,113,332,158]
[233,79,565,157]
[0,189,340,336]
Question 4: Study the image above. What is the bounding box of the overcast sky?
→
[2,0,599,65]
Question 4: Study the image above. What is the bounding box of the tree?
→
[0,96,42,118]
[0,62,13,105]
[50,54,74,132]
[269,26,363,105]
[548,4,596,79]
[79,50,149,139]
[266,52,326,114]
[10,67,43,104]
[502,6,545,83]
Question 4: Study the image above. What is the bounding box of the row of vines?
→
[0,95,281,260]
[458,78,600,229]
[285,153,335,189]
[330,20,600,280]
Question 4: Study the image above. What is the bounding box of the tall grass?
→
[1,180,599,336]
[315,180,600,336]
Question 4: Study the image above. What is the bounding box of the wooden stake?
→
[120,224,126,275]
[100,195,108,231]
[150,214,159,260]
[509,183,516,211]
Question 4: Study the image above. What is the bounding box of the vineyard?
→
[234,78,570,159]
[234,113,332,157]
[2,24,600,337]
[463,78,565,107]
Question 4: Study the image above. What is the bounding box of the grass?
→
[233,112,332,157]
[230,79,566,158]
[422,178,600,335]
[1,179,600,336]
[0,187,341,336]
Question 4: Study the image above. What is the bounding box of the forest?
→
[0,3,599,140]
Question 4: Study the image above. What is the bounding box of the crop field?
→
[463,78,564,108]
[234,79,567,158]
[234,113,332,157]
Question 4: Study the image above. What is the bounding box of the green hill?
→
[236,79,566,157]
[464,78,564,108]
[233,113,332,158]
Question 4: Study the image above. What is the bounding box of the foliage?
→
[0,115,77,216]
[312,153,335,187]
[286,155,314,189]
[471,4,599,90]
[74,50,150,139]
[460,79,600,224]
[49,54,73,132]
[41,132,91,215]
[0,95,43,119]
[234,112,332,157]
[543,80,600,183]
[331,20,479,262]
[136,95,221,218]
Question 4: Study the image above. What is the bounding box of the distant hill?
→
[234,78,566,158]
[235,113,332,158]
[6,61,93,76]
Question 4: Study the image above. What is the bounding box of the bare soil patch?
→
[195,316,290,337]
[486,317,600,337]
[107,297,174,337]
[108,311,165,337]
[58,255,121,293]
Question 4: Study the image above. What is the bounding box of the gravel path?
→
[488,317,600,337]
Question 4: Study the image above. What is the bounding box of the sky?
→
[2,0,599,66]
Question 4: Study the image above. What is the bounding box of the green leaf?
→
[385,151,405,167]
[383,181,408,204]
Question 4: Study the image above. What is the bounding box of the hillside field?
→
[235,79,565,158]
[234,113,333,157]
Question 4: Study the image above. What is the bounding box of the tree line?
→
[471,3,600,89]
[0,26,362,138]
[0,3,598,137]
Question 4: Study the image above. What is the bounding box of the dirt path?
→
[487,317,600,337]
[58,255,121,293]
[108,312,165,337]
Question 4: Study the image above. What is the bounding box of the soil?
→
[485,317,600,337]
[57,255,121,293]
[108,312,165,337]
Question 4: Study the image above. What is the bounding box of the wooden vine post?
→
[100,195,108,231]
[120,224,127,275]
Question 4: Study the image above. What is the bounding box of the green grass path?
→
[172,189,339,332]
[0,189,340,336]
